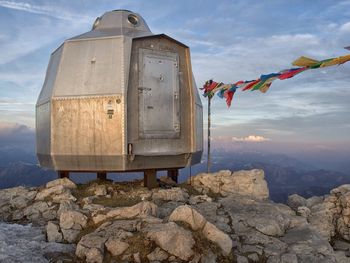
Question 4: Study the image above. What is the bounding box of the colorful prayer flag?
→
[203,51,350,107]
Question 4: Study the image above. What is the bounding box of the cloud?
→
[0,122,34,146]
[0,1,89,21]
[339,21,350,32]
[231,135,270,142]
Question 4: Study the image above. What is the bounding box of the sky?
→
[0,0,350,155]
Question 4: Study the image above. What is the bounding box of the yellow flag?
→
[292,56,319,67]
[320,54,350,67]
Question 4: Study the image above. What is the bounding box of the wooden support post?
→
[97,172,107,180]
[167,169,178,183]
[144,169,158,189]
[58,171,69,179]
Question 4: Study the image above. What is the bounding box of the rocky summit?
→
[0,169,350,263]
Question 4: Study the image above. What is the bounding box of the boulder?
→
[46,221,63,242]
[144,222,195,261]
[92,201,158,224]
[23,201,57,223]
[61,229,81,243]
[189,194,213,205]
[60,210,88,230]
[169,205,232,255]
[220,195,295,237]
[94,185,107,196]
[35,185,64,200]
[189,169,269,200]
[287,194,306,211]
[333,240,350,251]
[281,226,336,262]
[57,201,80,217]
[147,247,169,261]
[202,221,232,255]
[76,233,107,261]
[46,178,77,189]
[152,188,189,202]
[169,205,206,230]
[60,210,88,243]
[105,237,129,256]
[296,206,311,218]
[35,185,76,203]
[308,201,336,241]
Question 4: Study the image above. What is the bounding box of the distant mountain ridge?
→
[0,147,349,203]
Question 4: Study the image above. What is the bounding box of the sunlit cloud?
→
[231,135,270,142]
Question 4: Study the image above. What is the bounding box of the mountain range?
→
[0,147,349,203]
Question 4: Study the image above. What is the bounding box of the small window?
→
[92,17,101,30]
[127,14,139,26]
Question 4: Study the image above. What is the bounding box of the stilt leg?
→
[58,171,69,179]
[97,172,107,180]
[167,169,178,183]
[144,169,158,189]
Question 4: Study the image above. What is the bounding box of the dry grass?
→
[92,196,142,208]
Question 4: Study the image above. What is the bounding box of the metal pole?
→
[207,96,211,173]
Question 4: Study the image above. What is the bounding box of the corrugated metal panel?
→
[120,36,132,155]
[192,75,203,151]
[36,102,51,154]
[54,37,125,96]
[37,46,63,105]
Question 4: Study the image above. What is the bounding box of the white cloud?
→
[339,21,350,32]
[231,135,270,142]
[0,1,89,21]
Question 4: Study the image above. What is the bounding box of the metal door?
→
[138,49,180,139]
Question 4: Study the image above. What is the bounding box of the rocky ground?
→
[1,169,350,263]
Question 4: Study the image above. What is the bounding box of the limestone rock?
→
[169,205,207,230]
[23,201,57,223]
[308,201,335,241]
[200,250,217,263]
[334,251,350,263]
[51,191,77,203]
[236,255,249,263]
[92,201,158,224]
[60,210,88,230]
[331,184,350,196]
[57,201,79,217]
[105,237,129,256]
[94,185,107,196]
[220,195,294,237]
[46,178,77,189]
[46,221,63,242]
[147,247,169,261]
[280,253,298,263]
[287,194,306,211]
[169,205,232,255]
[144,222,195,261]
[86,247,104,263]
[35,185,65,200]
[306,196,324,208]
[76,233,107,260]
[202,221,232,255]
[62,228,81,243]
[133,252,141,263]
[333,240,350,251]
[281,226,336,262]
[189,194,213,205]
[189,169,269,200]
[152,188,189,202]
[297,206,311,218]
